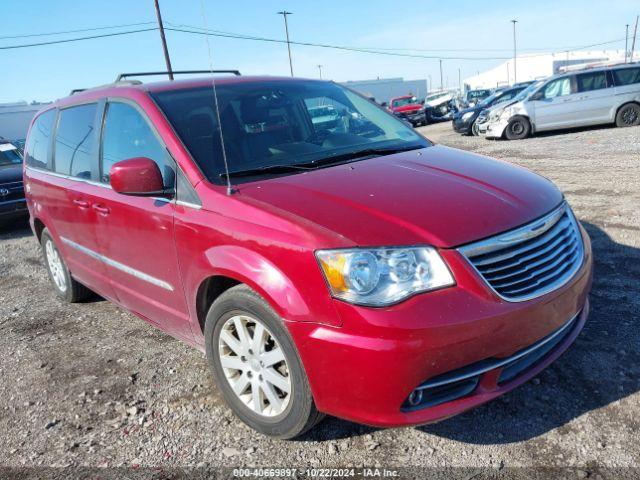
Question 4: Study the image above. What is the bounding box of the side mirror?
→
[109,157,169,197]
[530,91,544,101]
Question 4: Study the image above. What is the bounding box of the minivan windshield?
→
[478,91,503,107]
[152,80,430,183]
[0,144,22,166]
[514,80,544,102]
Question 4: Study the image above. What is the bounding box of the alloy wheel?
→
[622,107,638,125]
[45,239,67,292]
[218,314,291,417]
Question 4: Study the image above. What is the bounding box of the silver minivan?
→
[485,63,640,139]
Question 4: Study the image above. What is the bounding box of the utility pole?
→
[626,24,630,63]
[317,65,323,79]
[458,68,462,94]
[439,59,443,91]
[631,16,639,63]
[153,0,173,80]
[511,19,518,84]
[277,11,294,76]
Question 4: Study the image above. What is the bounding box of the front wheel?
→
[205,285,324,439]
[505,116,531,140]
[615,102,640,127]
[471,122,480,136]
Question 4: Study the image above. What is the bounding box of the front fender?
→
[183,244,343,344]
[204,245,311,319]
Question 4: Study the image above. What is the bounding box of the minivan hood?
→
[238,145,563,248]
[490,98,520,114]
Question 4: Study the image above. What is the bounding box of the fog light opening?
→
[408,389,423,407]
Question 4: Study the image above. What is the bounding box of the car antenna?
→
[199,0,234,195]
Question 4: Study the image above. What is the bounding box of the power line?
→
[164,21,631,57]
[0,20,631,63]
[0,21,156,40]
[0,27,158,50]
[164,26,512,60]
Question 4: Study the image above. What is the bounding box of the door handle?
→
[92,204,110,215]
[73,199,90,208]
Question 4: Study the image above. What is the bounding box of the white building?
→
[464,50,627,90]
[0,101,50,141]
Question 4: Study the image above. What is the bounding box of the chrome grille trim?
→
[459,202,584,302]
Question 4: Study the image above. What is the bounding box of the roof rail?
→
[557,59,636,74]
[115,70,241,82]
[70,88,87,95]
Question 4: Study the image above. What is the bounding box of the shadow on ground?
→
[0,217,31,239]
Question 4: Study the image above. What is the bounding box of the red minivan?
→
[23,74,592,438]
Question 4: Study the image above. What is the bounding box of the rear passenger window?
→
[54,103,98,179]
[576,71,608,92]
[25,109,56,170]
[101,102,172,185]
[612,67,640,86]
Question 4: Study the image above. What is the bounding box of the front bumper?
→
[0,198,28,219]
[452,116,475,134]
[485,118,510,139]
[394,111,426,125]
[287,225,593,427]
[476,120,489,134]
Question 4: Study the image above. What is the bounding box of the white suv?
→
[485,63,640,140]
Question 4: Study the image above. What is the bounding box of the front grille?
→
[0,181,25,202]
[459,203,584,301]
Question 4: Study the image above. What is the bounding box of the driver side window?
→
[101,102,174,187]
[542,77,572,99]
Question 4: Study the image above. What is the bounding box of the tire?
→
[615,102,640,127]
[505,116,531,140]
[204,284,324,439]
[471,122,480,136]
[40,228,91,302]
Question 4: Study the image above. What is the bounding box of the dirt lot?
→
[1,121,638,475]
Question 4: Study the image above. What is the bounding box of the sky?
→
[0,0,637,103]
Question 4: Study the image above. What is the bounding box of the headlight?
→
[461,111,475,121]
[316,247,455,306]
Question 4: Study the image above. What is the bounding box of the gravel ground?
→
[0,121,638,476]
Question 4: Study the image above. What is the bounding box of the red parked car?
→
[24,73,592,439]
[388,95,428,127]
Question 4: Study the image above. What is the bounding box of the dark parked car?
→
[452,85,528,135]
[460,89,492,108]
[0,140,27,225]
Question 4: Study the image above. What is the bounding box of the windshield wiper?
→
[311,144,422,166]
[220,163,314,179]
[220,144,423,179]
